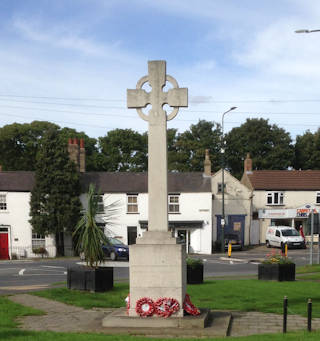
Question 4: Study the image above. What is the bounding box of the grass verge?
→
[32,279,320,317]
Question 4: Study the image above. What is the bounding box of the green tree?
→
[29,128,81,256]
[98,129,147,171]
[0,121,99,171]
[225,118,294,179]
[294,129,320,170]
[0,121,58,170]
[171,120,222,172]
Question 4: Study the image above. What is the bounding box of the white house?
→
[81,171,212,254]
[0,172,56,259]
[241,154,320,243]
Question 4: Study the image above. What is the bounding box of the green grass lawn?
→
[3,264,320,340]
[32,278,320,317]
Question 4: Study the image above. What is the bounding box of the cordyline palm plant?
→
[73,183,110,268]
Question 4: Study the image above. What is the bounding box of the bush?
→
[32,247,48,257]
[186,257,203,269]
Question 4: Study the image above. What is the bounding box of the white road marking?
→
[41,265,65,269]
[18,269,25,276]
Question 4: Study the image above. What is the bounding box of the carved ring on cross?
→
[135,74,180,122]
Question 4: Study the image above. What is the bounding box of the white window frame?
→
[0,193,7,211]
[169,194,180,213]
[267,191,284,206]
[316,192,320,204]
[127,194,138,213]
[32,232,45,250]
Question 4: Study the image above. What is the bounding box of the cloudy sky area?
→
[0,0,319,140]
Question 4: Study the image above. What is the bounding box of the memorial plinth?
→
[127,61,188,317]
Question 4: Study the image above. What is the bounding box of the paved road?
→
[0,246,317,294]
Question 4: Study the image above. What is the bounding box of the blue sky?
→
[0,0,320,140]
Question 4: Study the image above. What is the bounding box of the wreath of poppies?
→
[183,293,201,316]
[135,297,155,317]
[154,297,180,318]
[131,294,199,317]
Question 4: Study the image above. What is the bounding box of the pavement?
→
[8,293,320,338]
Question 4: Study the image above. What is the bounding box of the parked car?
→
[265,226,306,249]
[224,233,242,250]
[102,237,129,261]
[80,237,129,261]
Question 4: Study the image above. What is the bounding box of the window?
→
[275,230,280,237]
[169,195,180,213]
[127,194,138,213]
[217,183,226,193]
[267,192,284,205]
[32,232,45,249]
[95,195,104,214]
[0,194,7,210]
[316,192,320,204]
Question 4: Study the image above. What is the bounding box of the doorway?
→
[0,227,9,260]
[127,226,137,245]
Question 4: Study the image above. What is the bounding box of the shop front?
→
[258,204,320,243]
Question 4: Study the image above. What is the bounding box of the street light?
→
[221,106,237,253]
[295,29,320,34]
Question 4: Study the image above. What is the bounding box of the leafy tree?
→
[73,184,109,268]
[171,120,222,172]
[29,128,82,256]
[0,121,99,171]
[0,121,58,170]
[294,129,320,170]
[98,129,147,171]
[225,118,294,179]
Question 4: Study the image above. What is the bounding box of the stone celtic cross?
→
[127,61,188,232]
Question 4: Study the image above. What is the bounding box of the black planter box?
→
[67,266,113,292]
[187,264,204,284]
[258,263,295,281]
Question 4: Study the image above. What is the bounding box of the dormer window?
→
[267,192,284,205]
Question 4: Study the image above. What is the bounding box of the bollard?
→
[228,243,232,258]
[285,243,288,257]
[308,299,312,332]
[283,296,288,333]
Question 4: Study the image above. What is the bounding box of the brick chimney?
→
[68,138,79,171]
[204,149,211,176]
[79,138,86,173]
[244,153,252,173]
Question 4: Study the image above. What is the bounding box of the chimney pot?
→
[204,149,211,176]
[80,138,85,149]
[244,153,253,173]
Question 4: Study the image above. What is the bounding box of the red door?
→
[0,233,9,259]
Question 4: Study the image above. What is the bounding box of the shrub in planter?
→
[69,183,115,292]
[258,250,295,281]
[186,258,204,284]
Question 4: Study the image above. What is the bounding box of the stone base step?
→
[101,308,232,337]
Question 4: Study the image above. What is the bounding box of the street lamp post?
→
[221,106,237,253]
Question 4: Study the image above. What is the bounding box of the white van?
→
[265,226,306,249]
